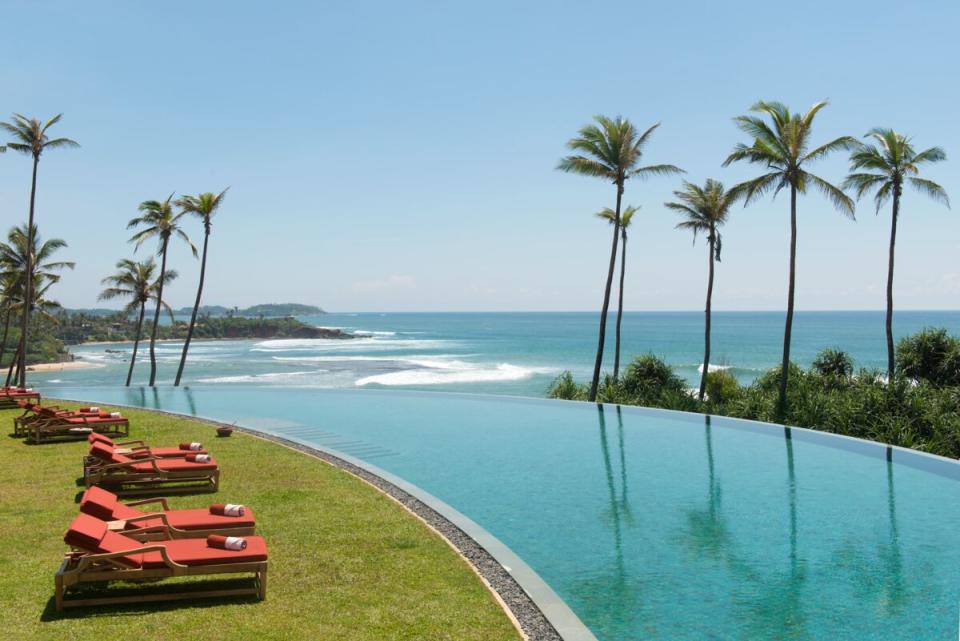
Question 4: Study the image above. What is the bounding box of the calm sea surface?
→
[34,311,960,396]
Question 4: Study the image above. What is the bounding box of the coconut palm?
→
[597,205,639,380]
[0,274,14,369]
[99,259,178,386]
[0,114,78,385]
[173,188,228,386]
[558,116,683,401]
[0,224,74,375]
[666,180,737,401]
[3,277,63,386]
[842,130,949,382]
[724,100,856,418]
[128,195,197,386]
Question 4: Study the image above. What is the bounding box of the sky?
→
[1,0,958,312]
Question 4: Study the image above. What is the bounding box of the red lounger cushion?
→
[161,508,256,531]
[79,486,122,520]
[88,433,114,445]
[65,514,267,569]
[65,416,126,425]
[89,442,130,464]
[131,457,219,472]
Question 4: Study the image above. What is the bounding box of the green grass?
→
[0,404,521,641]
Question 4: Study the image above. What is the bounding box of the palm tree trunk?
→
[0,309,11,370]
[589,182,623,402]
[6,342,20,387]
[126,302,146,387]
[17,155,40,387]
[699,232,716,402]
[613,229,627,381]
[175,225,209,386]
[885,187,900,383]
[148,238,169,386]
[777,186,798,420]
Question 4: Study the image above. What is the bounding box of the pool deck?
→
[57,397,599,641]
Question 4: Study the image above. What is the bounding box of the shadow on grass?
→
[40,577,261,621]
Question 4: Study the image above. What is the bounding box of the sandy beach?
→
[26,361,102,372]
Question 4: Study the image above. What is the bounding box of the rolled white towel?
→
[224,536,247,550]
[89,407,100,412]
[109,412,122,418]
[187,442,202,451]
[224,503,245,516]
[187,453,212,463]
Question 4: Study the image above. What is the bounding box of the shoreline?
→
[27,361,102,372]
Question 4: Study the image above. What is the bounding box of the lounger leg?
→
[55,573,64,611]
[258,567,267,600]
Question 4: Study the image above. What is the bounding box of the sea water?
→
[34,310,960,396]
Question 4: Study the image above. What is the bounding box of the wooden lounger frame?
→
[84,455,220,496]
[25,415,130,444]
[0,391,40,409]
[106,497,256,540]
[55,544,266,610]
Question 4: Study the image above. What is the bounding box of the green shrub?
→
[704,369,739,405]
[812,348,854,379]
[896,327,960,386]
[546,371,585,400]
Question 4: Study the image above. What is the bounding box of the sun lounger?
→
[86,432,209,459]
[25,411,130,444]
[14,403,121,436]
[79,486,254,539]
[56,513,267,610]
[0,386,41,409]
[84,441,220,496]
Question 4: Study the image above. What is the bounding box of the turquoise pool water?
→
[48,385,960,640]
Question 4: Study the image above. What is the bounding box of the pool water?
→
[48,385,960,640]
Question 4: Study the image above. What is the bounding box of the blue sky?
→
[1,0,957,312]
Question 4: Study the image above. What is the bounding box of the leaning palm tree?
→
[666,180,737,401]
[558,116,683,401]
[0,114,78,385]
[173,188,228,386]
[99,259,177,386]
[3,277,63,386]
[842,129,949,382]
[724,100,856,418]
[0,224,74,375]
[0,273,14,370]
[128,195,196,386]
[596,205,639,381]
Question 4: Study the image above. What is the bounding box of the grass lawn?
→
[0,403,521,641]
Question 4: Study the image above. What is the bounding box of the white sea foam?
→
[352,330,397,337]
[697,363,732,374]
[355,361,557,386]
[271,353,470,364]
[251,338,451,352]
[198,370,326,384]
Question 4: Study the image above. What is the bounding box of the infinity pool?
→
[49,385,960,640]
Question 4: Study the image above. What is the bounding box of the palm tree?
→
[0,114,78,386]
[596,205,639,381]
[0,224,74,376]
[4,277,64,386]
[558,116,683,401]
[666,180,737,401]
[724,100,856,418]
[0,274,14,370]
[128,195,196,386]
[173,188,228,386]
[842,129,949,382]
[99,259,177,386]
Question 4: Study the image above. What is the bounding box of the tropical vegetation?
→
[843,129,950,382]
[127,195,197,386]
[666,180,736,401]
[174,188,228,386]
[549,329,960,459]
[98,258,177,386]
[0,113,78,386]
[723,100,857,418]
[557,116,683,400]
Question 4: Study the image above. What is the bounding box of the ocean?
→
[32,311,960,397]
